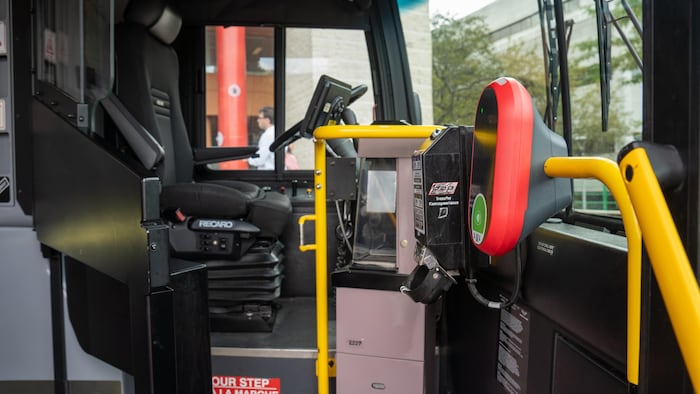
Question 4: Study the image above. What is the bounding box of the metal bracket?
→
[77,103,89,130]
[326,157,357,200]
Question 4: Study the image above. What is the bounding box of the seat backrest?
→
[115,0,192,186]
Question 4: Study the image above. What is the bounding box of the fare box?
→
[212,375,281,394]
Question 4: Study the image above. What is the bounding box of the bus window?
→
[565,0,642,216]
[285,27,374,170]
[33,0,112,109]
[204,26,275,170]
[35,0,82,100]
[204,26,374,172]
[421,0,641,218]
[399,2,433,125]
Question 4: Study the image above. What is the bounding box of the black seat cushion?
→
[204,179,264,202]
[248,192,292,237]
[161,182,249,218]
[161,182,291,238]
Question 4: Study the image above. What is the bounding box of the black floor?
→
[210,297,336,350]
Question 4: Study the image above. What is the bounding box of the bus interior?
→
[1,0,699,393]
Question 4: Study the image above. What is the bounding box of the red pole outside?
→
[216,26,248,169]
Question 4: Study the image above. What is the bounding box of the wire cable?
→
[466,243,523,309]
[335,200,353,253]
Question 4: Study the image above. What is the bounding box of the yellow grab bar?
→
[298,214,317,252]
[314,124,440,139]
[619,147,700,392]
[544,157,642,386]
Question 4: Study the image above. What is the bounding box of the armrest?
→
[101,94,165,170]
[192,147,259,165]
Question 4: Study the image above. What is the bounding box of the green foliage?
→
[613,0,643,82]
[569,87,630,155]
[497,42,548,115]
[431,3,642,156]
[431,15,548,125]
[566,0,643,154]
[570,0,643,87]
[431,15,501,125]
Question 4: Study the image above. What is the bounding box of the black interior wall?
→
[439,223,629,394]
[640,1,698,392]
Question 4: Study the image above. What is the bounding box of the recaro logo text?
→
[198,220,234,229]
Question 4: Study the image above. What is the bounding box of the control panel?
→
[198,232,234,254]
[170,217,260,260]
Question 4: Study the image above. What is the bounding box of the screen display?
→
[299,75,352,138]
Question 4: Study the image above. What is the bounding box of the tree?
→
[431,16,553,126]
[566,0,642,155]
[431,4,641,156]
[570,0,643,87]
[497,41,548,115]
[431,15,502,125]
[570,87,631,155]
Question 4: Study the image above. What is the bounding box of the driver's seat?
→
[115,0,291,330]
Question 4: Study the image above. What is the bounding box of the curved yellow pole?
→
[619,148,700,392]
[544,157,642,385]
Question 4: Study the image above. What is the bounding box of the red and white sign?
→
[428,181,458,196]
[212,375,281,394]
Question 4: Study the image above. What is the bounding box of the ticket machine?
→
[332,136,441,394]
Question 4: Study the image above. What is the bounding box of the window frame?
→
[32,0,113,132]
[192,24,384,182]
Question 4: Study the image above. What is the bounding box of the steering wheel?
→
[270,83,368,152]
[270,120,303,152]
[347,84,368,106]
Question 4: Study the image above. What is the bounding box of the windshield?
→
[400,0,642,218]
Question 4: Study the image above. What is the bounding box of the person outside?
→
[248,106,275,170]
[285,143,299,170]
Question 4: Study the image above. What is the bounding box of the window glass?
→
[426,3,547,128]
[84,0,113,101]
[285,28,374,170]
[399,2,434,125]
[34,0,113,102]
[204,26,275,170]
[564,0,642,215]
[205,27,373,171]
[352,158,398,269]
[412,0,642,217]
[35,0,81,99]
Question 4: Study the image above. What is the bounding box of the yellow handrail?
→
[304,124,438,394]
[314,124,440,140]
[619,147,700,391]
[312,139,330,394]
[298,214,317,252]
[544,157,642,385]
